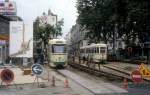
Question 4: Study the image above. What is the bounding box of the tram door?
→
[0,46,2,65]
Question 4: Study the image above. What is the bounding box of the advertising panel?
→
[0,1,17,16]
[9,21,33,58]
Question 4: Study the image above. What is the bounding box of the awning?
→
[0,35,9,41]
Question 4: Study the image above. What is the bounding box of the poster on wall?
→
[9,21,33,58]
[0,1,17,16]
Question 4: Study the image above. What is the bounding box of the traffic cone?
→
[64,78,69,88]
[51,76,55,87]
[123,78,128,90]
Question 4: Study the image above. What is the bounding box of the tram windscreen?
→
[52,45,66,53]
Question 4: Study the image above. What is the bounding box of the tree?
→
[55,19,64,37]
[126,0,150,44]
[77,0,150,46]
[77,0,127,43]
[34,18,64,52]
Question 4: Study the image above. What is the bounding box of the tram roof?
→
[80,43,107,49]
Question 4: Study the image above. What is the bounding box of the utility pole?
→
[113,23,118,56]
[140,43,144,59]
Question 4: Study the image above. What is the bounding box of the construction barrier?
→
[0,69,14,85]
[64,78,69,88]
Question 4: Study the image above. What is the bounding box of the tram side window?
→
[92,48,94,53]
[87,48,89,53]
[86,48,88,53]
[91,48,93,53]
[82,49,84,53]
[97,47,99,53]
[86,48,87,53]
[94,48,96,53]
[100,47,106,53]
[89,48,92,53]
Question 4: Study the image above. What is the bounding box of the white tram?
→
[80,43,107,63]
[47,39,68,67]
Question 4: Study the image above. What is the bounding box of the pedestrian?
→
[40,53,44,65]
[83,56,86,64]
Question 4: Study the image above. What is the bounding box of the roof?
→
[80,43,107,49]
[0,15,12,21]
[0,15,23,21]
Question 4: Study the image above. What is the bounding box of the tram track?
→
[68,60,150,83]
[103,64,150,82]
[68,62,133,82]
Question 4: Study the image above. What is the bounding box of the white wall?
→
[9,21,33,58]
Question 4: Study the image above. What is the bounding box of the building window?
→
[52,17,55,21]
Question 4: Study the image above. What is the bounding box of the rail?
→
[68,61,132,82]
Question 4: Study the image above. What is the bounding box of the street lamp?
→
[133,21,136,25]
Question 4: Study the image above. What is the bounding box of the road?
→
[1,63,150,95]
[68,62,150,95]
[0,67,93,95]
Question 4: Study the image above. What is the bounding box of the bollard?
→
[123,78,128,90]
[64,78,69,88]
[48,71,51,87]
[51,76,55,87]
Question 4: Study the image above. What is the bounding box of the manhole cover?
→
[39,84,47,88]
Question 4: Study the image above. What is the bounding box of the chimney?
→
[48,9,51,15]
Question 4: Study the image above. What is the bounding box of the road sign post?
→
[31,64,44,87]
[131,70,143,84]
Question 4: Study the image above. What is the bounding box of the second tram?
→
[80,43,107,63]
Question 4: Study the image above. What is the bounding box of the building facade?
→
[38,9,57,27]
[0,0,17,16]
[66,22,89,56]
[0,0,22,65]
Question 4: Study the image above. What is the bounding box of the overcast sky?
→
[12,0,78,37]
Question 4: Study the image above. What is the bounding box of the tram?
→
[80,43,107,63]
[47,39,68,68]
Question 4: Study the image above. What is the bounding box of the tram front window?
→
[52,45,66,53]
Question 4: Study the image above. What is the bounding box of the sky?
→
[9,0,78,38]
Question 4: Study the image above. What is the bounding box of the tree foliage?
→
[77,0,150,45]
[34,18,64,47]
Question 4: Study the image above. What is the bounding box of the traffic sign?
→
[131,70,143,83]
[31,64,44,76]
[0,69,14,84]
